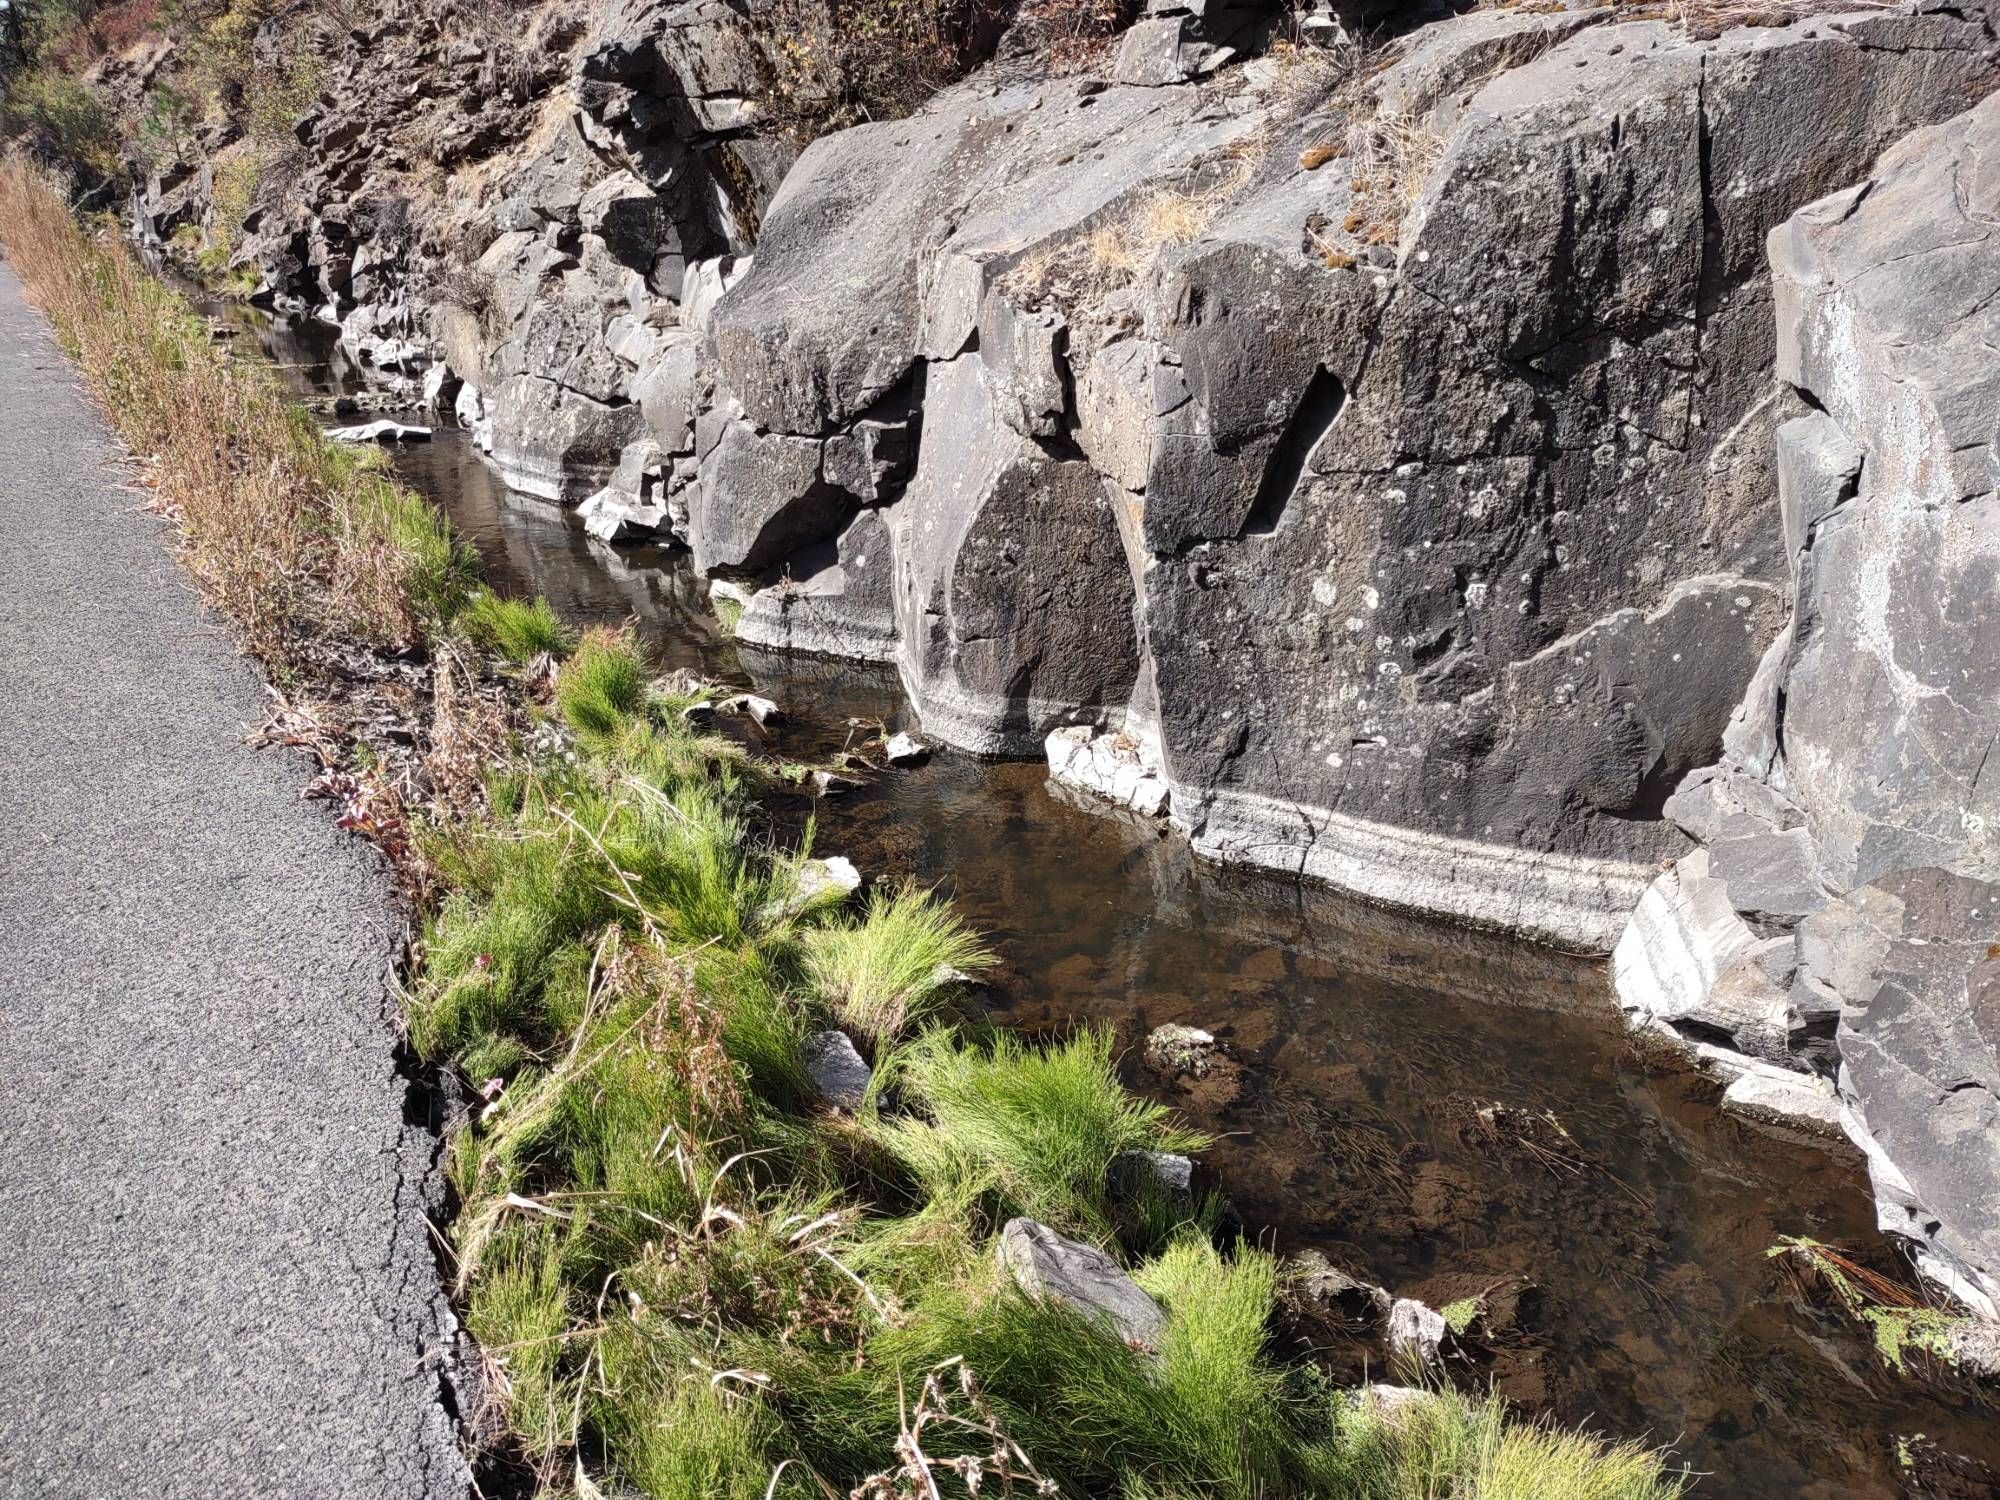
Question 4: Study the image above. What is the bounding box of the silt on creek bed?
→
[216,291,2000,1499]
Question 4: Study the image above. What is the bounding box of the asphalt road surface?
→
[0,264,464,1497]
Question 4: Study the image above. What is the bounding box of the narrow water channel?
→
[217,297,2000,1498]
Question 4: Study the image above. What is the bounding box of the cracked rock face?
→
[148,0,1997,961]
[687,2,1994,946]
[1616,90,2000,1315]
[1806,870,2000,1317]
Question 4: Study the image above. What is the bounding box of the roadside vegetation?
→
[0,160,1691,1499]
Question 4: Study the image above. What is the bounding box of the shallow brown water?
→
[219,296,2000,1499]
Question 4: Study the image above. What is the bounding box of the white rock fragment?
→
[718,693,784,728]
[1386,1298,1447,1367]
[327,419,431,444]
[578,487,672,543]
[1044,726,1170,818]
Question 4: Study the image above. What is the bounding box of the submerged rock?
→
[998,1217,1166,1348]
[1108,1149,1195,1201]
[1144,1023,1219,1079]
[1290,1251,1394,1330]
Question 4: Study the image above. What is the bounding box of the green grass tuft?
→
[800,885,992,1044]
[556,629,649,742]
[876,1026,1207,1236]
[461,590,577,664]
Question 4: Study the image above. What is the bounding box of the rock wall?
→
[131,0,1995,959]
[693,1,1996,947]
[112,0,2000,1324]
[1615,95,2000,1315]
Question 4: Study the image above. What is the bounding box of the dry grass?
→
[0,157,472,666]
[1644,0,1892,31]
[1005,178,1235,313]
[1341,109,1444,249]
[1270,31,1374,116]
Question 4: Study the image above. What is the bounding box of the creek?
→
[216,295,2000,1499]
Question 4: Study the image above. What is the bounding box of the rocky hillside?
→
[12,0,2000,1331]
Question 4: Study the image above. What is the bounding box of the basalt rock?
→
[688,2,1996,947]
[1615,94,2000,1316]
[128,0,2000,992]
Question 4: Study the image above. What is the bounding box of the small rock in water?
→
[327,419,431,444]
[719,693,784,728]
[578,487,672,543]
[883,732,931,766]
[1109,1149,1195,1200]
[1145,1023,1220,1079]
[998,1217,1166,1349]
[796,855,861,906]
[1291,1250,1394,1328]
[810,769,861,797]
[804,1029,872,1111]
[1386,1297,1447,1368]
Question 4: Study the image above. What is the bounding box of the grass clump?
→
[1323,1388,1690,1500]
[801,884,991,1044]
[555,628,649,742]
[461,589,576,664]
[400,620,1688,1498]
[878,1026,1206,1236]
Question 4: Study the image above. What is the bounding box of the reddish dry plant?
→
[424,643,513,817]
[248,689,434,901]
[607,933,748,1126]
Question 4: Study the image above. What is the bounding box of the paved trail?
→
[0,265,464,1497]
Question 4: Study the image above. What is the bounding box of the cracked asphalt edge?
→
[0,262,472,1499]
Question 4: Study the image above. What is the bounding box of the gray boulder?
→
[997,1217,1167,1348]
[484,374,645,504]
[804,1029,872,1111]
[1802,869,2000,1318]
